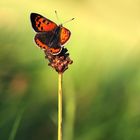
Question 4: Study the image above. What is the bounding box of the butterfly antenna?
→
[62,18,75,25]
[55,10,61,24]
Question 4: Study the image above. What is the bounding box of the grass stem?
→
[8,107,24,140]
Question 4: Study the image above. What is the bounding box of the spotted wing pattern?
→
[60,27,71,45]
[30,13,57,32]
[35,33,62,55]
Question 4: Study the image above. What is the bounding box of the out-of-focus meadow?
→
[1,0,140,140]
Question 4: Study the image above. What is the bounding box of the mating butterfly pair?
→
[30,13,71,55]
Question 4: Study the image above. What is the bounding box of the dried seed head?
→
[44,47,73,73]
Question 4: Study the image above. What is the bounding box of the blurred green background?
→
[1,0,140,140]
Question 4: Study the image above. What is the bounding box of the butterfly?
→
[30,13,71,55]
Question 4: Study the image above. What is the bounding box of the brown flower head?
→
[44,47,73,73]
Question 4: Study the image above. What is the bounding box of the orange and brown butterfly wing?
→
[30,13,57,32]
[60,27,71,45]
[35,32,62,55]
[35,33,49,50]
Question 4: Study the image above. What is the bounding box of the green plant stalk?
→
[8,107,24,140]
[58,73,63,140]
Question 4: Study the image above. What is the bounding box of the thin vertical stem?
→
[58,73,63,140]
[8,107,25,140]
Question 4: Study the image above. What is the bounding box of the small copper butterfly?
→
[30,13,71,55]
